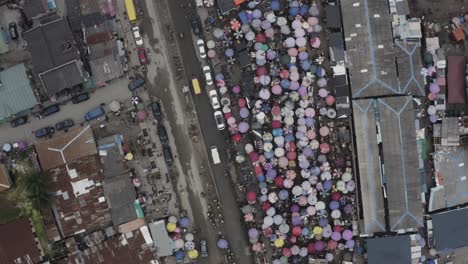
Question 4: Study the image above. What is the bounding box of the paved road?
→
[159,1,254,263]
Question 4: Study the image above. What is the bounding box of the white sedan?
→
[214,111,225,130]
[197,39,207,59]
[209,90,220,109]
[132,27,143,46]
[203,66,213,86]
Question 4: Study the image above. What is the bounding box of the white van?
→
[210,146,220,164]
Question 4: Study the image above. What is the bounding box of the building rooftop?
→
[0,218,42,263]
[35,125,97,170]
[59,227,154,264]
[97,134,127,179]
[24,17,84,96]
[367,235,411,264]
[47,154,111,238]
[354,96,423,234]
[340,0,425,98]
[0,63,38,120]
[23,0,49,20]
[432,207,468,251]
[0,163,12,192]
[79,0,116,17]
[447,56,465,105]
[103,174,137,226]
[148,220,175,257]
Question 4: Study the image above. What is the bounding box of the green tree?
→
[16,170,52,211]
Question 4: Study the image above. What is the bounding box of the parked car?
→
[42,104,60,116]
[151,101,162,120]
[214,111,225,130]
[163,147,173,166]
[191,17,202,36]
[9,22,17,40]
[71,92,90,104]
[209,90,220,109]
[35,127,54,139]
[138,47,147,64]
[200,240,208,257]
[85,107,105,121]
[158,125,169,146]
[55,119,74,131]
[10,116,27,127]
[203,66,213,86]
[128,76,145,91]
[197,39,206,59]
[132,26,143,46]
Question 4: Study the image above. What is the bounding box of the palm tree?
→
[17,170,52,210]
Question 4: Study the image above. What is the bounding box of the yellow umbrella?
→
[313,226,323,235]
[125,152,134,160]
[274,238,284,248]
[166,222,176,232]
[188,249,199,259]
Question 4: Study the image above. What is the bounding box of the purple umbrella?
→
[329,201,340,210]
[279,190,289,200]
[240,108,249,118]
[317,78,327,87]
[217,239,229,249]
[315,241,325,251]
[267,50,277,60]
[266,169,277,179]
[261,20,272,30]
[303,147,313,157]
[179,217,190,227]
[249,228,259,238]
[291,204,300,213]
[232,85,241,94]
[298,51,309,60]
[298,86,307,96]
[430,83,440,94]
[318,88,329,98]
[305,117,314,127]
[225,48,234,57]
[301,60,311,70]
[253,9,262,19]
[323,180,332,191]
[331,231,342,241]
[238,122,250,133]
[342,230,353,240]
[346,180,356,192]
[344,204,354,215]
[290,81,300,90]
[292,216,302,225]
[311,166,320,176]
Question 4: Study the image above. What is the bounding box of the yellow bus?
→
[125,0,137,22]
[192,78,201,95]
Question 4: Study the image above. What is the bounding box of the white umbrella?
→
[274,148,285,157]
[266,207,276,216]
[266,12,276,23]
[281,25,291,35]
[285,37,296,48]
[264,216,274,227]
[273,214,283,225]
[268,192,278,203]
[175,239,184,249]
[264,142,273,152]
[245,143,254,153]
[342,172,353,182]
[316,201,326,210]
[292,186,303,196]
[185,233,194,241]
[308,195,318,205]
[245,31,255,41]
[331,210,341,219]
[277,17,287,26]
[168,216,177,223]
[321,171,331,181]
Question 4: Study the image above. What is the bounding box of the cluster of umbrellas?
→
[165,215,200,260]
[2,142,27,153]
[207,0,356,261]
[426,81,441,124]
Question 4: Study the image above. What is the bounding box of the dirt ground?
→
[407,0,466,22]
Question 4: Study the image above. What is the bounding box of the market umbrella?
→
[429,83,440,94]
[207,40,215,49]
[208,49,216,58]
[2,144,11,152]
[225,48,234,57]
[175,251,185,260]
[249,228,259,238]
[310,37,321,48]
[217,239,229,249]
[296,37,307,47]
[230,19,241,31]
[274,238,285,248]
[238,122,250,133]
[342,230,353,240]
[318,88,329,97]
[166,222,176,232]
[185,241,195,250]
[213,28,224,39]
[179,217,190,227]
[281,25,291,35]
[245,31,255,41]
[314,241,325,251]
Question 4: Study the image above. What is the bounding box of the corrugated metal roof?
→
[0,63,37,119]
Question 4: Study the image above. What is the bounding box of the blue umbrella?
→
[289,7,299,16]
[323,180,333,191]
[279,190,289,200]
[270,0,280,11]
[259,182,267,189]
[311,166,321,176]
[280,79,290,89]
[285,134,295,142]
[217,239,229,249]
[216,73,224,80]
[175,251,185,260]
[272,128,283,136]
[329,201,340,210]
[299,5,309,16]
[301,60,311,71]
[179,217,190,227]
[267,169,277,179]
[316,67,325,77]
[264,151,274,159]
[257,175,265,182]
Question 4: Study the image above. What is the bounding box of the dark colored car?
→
[138,47,147,65]
[158,125,169,146]
[163,147,173,166]
[10,116,27,127]
[128,76,145,91]
[55,119,74,131]
[42,104,60,117]
[35,127,54,138]
[9,22,18,40]
[151,101,162,120]
[200,240,208,257]
[191,17,202,36]
[71,92,90,104]
[84,107,105,121]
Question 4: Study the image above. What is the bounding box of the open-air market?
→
[0,0,466,263]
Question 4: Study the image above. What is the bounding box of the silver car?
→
[200,240,208,257]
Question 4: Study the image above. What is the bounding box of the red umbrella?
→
[224,112,233,119]
[256,66,268,76]
[249,152,259,162]
[279,69,290,79]
[263,227,273,236]
[289,236,297,243]
[286,151,297,160]
[307,243,316,253]
[272,105,281,116]
[272,120,282,128]
[274,176,284,187]
[320,143,330,154]
[328,240,338,250]
[331,192,341,201]
[326,95,336,106]
[254,164,263,175]
[256,33,266,43]
[333,225,344,233]
[230,19,241,31]
[232,133,242,142]
[282,248,292,257]
[261,201,271,211]
[292,226,302,236]
[238,98,246,107]
[246,191,257,202]
[285,141,296,151]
